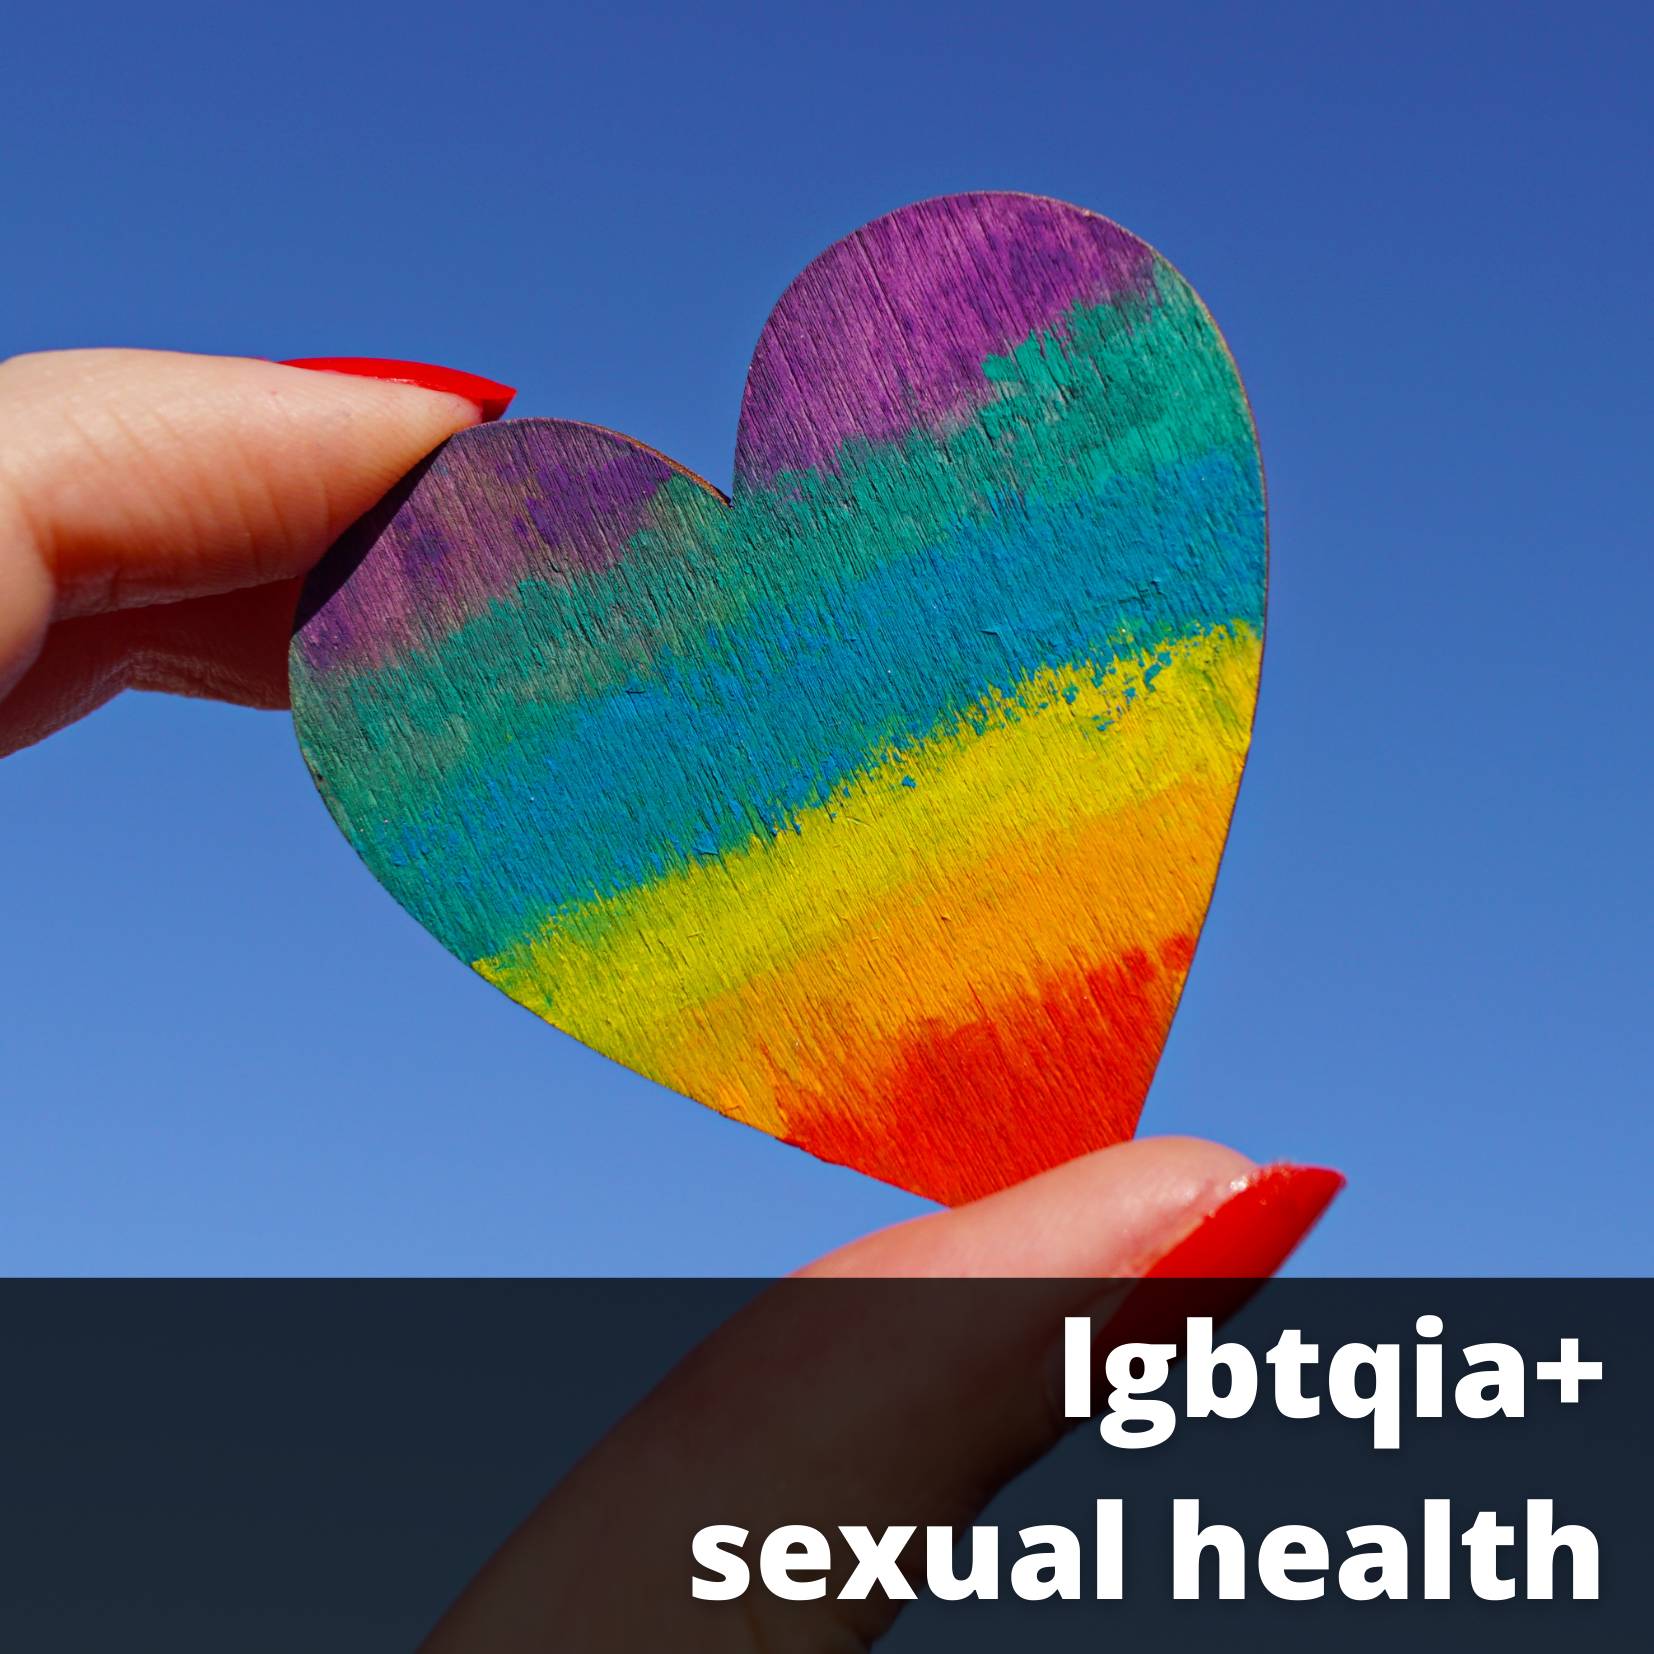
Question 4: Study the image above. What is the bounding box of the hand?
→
[0,348,1341,1647]
[421,1145,1341,1649]
[0,348,511,754]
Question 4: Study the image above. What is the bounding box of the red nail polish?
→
[1052,1167,1346,1421]
[279,357,516,421]
[1145,1164,1345,1280]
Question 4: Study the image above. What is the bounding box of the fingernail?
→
[279,357,516,421]
[1045,1165,1345,1419]
[1144,1163,1345,1279]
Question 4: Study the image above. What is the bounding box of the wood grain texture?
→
[289,193,1266,1205]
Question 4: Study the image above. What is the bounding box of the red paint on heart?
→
[789,934,1196,1206]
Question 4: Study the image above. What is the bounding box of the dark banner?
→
[0,1280,1644,1649]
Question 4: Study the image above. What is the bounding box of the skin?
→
[0,348,1284,1647]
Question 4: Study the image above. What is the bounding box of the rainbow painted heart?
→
[289,193,1266,1205]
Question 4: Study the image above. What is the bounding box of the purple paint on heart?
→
[735,193,1157,488]
[296,197,1153,677]
[296,423,680,673]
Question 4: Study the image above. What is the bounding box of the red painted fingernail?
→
[279,357,516,421]
[1145,1163,1346,1279]
[1045,1165,1346,1416]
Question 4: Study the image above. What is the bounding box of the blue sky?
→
[1,2,1648,1274]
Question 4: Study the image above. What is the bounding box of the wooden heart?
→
[289,193,1265,1205]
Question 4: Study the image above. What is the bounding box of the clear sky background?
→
[2,2,1648,1275]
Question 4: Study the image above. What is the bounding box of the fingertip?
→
[0,349,503,627]
[279,357,516,422]
[803,1136,1261,1280]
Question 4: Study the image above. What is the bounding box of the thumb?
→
[419,1139,1342,1651]
[0,349,511,745]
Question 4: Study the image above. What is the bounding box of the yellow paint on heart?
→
[476,624,1260,1131]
